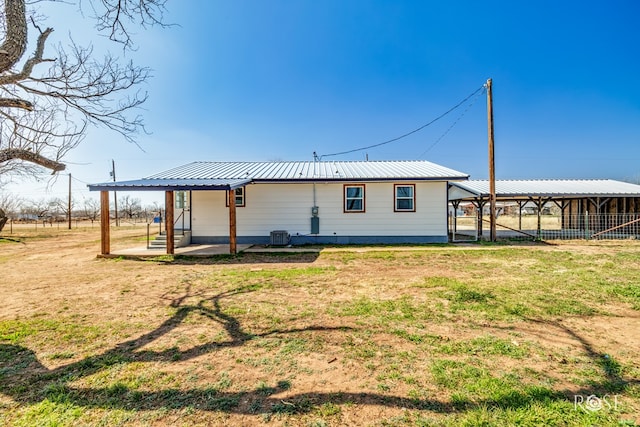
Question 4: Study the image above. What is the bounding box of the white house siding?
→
[190,181,449,244]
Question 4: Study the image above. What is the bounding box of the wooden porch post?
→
[100,191,110,255]
[165,191,175,255]
[229,189,237,254]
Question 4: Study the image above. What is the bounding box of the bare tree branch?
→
[0,147,65,171]
[85,0,169,49]
[0,97,32,109]
[0,24,54,85]
[0,0,163,177]
[0,0,27,72]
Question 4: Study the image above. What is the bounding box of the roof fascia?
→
[87,178,253,192]
[252,176,469,184]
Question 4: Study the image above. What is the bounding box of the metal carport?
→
[449,179,640,239]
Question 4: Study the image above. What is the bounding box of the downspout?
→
[312,152,317,207]
[312,153,319,236]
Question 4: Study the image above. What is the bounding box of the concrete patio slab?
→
[104,244,253,257]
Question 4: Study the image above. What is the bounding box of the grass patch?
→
[3,234,640,425]
[414,276,466,288]
[438,335,530,358]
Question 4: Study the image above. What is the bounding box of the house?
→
[88,160,469,254]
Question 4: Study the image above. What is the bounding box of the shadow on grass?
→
[0,236,24,243]
[523,317,639,396]
[1,287,638,417]
[0,339,566,415]
[116,252,322,265]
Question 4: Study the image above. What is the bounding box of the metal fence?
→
[449,213,640,241]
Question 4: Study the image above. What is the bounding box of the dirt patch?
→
[1,225,639,425]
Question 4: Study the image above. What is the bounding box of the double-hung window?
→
[394,184,415,212]
[226,187,245,207]
[344,184,365,213]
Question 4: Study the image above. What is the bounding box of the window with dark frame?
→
[226,187,245,207]
[394,184,415,212]
[344,184,365,212]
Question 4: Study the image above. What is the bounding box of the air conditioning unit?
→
[270,230,290,246]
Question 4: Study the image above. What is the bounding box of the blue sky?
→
[8,0,640,204]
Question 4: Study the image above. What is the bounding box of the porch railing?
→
[145,210,188,249]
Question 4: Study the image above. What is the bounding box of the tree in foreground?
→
[0,0,166,178]
[0,0,166,232]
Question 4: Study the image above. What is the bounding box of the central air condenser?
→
[270,230,290,246]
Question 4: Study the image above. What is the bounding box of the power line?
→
[319,83,486,159]
[418,86,485,158]
[70,175,91,185]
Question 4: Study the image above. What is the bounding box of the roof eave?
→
[253,176,469,183]
[88,184,240,191]
[87,178,252,192]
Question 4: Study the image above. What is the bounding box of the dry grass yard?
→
[1,225,639,426]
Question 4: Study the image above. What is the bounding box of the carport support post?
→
[536,197,542,240]
[229,188,237,254]
[516,201,524,230]
[100,191,110,255]
[475,198,486,239]
[165,191,175,255]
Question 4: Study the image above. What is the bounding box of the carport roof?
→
[449,179,640,200]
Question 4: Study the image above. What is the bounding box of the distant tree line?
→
[0,191,161,231]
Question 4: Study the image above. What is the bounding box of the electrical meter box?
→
[311,216,320,234]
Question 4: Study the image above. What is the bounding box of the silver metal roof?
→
[88,178,252,191]
[146,160,469,181]
[88,160,468,191]
[450,179,640,200]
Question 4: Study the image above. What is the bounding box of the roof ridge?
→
[190,159,433,163]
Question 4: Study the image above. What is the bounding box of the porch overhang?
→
[88,178,253,192]
[88,178,250,257]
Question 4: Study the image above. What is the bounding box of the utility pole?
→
[111,159,119,226]
[487,78,496,242]
[68,173,72,230]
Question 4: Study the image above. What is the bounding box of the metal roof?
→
[89,160,468,191]
[449,179,640,200]
[146,160,469,181]
[88,178,252,192]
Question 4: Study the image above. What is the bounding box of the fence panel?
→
[488,213,640,241]
[456,213,640,242]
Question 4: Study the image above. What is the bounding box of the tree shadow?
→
[487,314,640,411]
[521,317,639,396]
[123,252,321,265]
[0,284,351,408]
[1,289,638,419]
